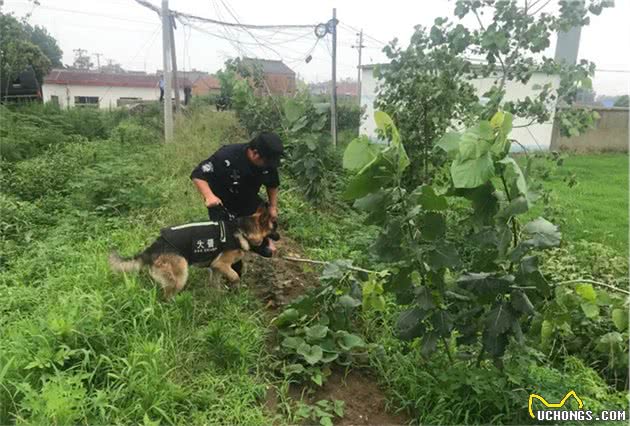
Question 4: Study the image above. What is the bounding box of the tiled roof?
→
[44,69,191,88]
[241,58,295,75]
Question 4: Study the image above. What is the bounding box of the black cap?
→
[250,132,284,168]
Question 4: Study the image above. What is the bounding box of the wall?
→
[360,67,560,150]
[550,107,629,152]
[42,84,184,109]
[264,74,296,96]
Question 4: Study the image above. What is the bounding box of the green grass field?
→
[525,153,628,253]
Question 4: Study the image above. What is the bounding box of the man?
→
[190,132,283,275]
[158,75,165,102]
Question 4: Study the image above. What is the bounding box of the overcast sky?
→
[5,0,630,95]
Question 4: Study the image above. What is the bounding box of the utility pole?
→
[161,0,173,142]
[168,14,181,112]
[351,29,364,107]
[330,8,338,147]
[94,53,103,71]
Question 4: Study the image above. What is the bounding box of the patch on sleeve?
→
[201,162,214,173]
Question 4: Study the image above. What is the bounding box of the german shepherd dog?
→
[109,205,275,300]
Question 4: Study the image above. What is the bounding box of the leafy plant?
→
[274,261,378,386]
[343,110,565,364]
[293,399,344,426]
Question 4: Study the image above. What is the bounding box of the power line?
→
[339,22,388,47]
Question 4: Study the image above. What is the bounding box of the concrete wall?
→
[42,84,184,109]
[360,67,560,150]
[550,107,629,152]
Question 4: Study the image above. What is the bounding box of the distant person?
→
[184,85,192,105]
[158,75,165,102]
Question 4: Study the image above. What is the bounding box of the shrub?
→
[110,120,157,145]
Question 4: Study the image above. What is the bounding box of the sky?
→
[5,0,630,95]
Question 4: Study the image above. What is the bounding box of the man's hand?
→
[205,194,223,208]
[269,205,278,221]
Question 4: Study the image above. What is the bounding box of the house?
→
[192,75,221,96]
[359,63,560,150]
[42,69,188,109]
[240,57,296,96]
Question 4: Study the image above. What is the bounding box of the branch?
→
[529,0,552,16]
[282,256,374,274]
[556,279,630,296]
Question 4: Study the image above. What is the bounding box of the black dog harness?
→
[159,220,241,264]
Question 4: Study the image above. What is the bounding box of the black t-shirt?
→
[190,143,279,216]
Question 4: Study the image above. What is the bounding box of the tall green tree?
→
[0,14,52,90]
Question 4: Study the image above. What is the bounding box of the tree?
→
[341,0,614,366]
[375,21,480,186]
[0,14,52,90]
[613,95,629,107]
[375,0,610,186]
[24,23,63,67]
[72,48,93,70]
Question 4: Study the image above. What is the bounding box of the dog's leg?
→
[150,254,185,301]
[211,250,243,284]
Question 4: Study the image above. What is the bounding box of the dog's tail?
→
[109,251,145,273]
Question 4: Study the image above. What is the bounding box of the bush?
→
[336,101,363,131]
[110,120,157,145]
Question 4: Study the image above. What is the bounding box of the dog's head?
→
[237,204,275,247]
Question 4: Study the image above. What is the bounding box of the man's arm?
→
[267,186,278,220]
[191,157,222,207]
[193,178,222,207]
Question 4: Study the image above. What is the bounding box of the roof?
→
[193,75,220,90]
[241,57,295,76]
[44,69,191,88]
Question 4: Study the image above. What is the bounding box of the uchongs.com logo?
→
[528,390,627,422]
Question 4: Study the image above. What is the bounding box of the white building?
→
[43,69,187,109]
[359,64,560,150]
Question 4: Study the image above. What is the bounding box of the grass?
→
[0,108,280,425]
[524,153,628,253]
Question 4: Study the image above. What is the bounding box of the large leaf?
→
[612,309,628,332]
[510,290,534,315]
[499,157,528,199]
[282,336,305,350]
[575,283,597,302]
[497,196,528,221]
[452,183,499,226]
[451,151,495,189]
[284,98,306,124]
[353,190,390,225]
[421,331,439,358]
[343,136,380,171]
[431,310,453,337]
[485,303,515,337]
[396,307,427,341]
[516,256,550,296]
[374,110,400,145]
[412,185,448,211]
[421,212,446,241]
[335,331,366,351]
[457,273,513,303]
[297,343,323,365]
[522,217,562,249]
[458,121,493,161]
[274,308,299,327]
[306,325,329,341]
[427,242,460,271]
[580,302,599,319]
[415,286,435,310]
[435,131,461,155]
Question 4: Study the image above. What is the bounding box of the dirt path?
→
[244,236,410,426]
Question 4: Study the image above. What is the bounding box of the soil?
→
[243,235,411,426]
